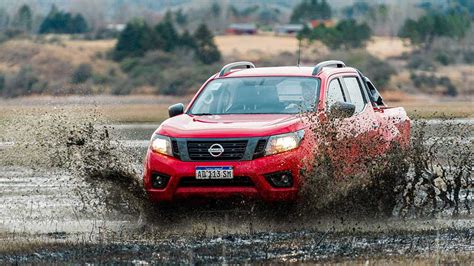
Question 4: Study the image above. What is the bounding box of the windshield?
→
[189,77,320,115]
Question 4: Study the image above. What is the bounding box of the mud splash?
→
[0,108,148,217]
[299,114,472,217]
[0,108,472,221]
[398,119,473,217]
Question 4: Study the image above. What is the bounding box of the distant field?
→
[0,95,472,123]
[215,35,411,60]
[215,35,299,58]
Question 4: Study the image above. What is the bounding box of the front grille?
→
[178,176,254,187]
[187,140,248,161]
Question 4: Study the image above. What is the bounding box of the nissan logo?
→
[208,143,224,157]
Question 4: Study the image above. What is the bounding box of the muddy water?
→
[0,118,473,263]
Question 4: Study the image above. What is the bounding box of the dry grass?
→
[0,38,118,84]
[215,35,299,59]
[382,92,474,119]
[366,36,412,59]
[99,104,172,123]
[215,35,411,61]
[0,95,187,123]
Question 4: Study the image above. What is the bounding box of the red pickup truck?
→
[143,60,410,203]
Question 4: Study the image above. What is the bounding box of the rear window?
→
[189,77,320,115]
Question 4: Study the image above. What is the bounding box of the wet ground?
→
[0,118,472,263]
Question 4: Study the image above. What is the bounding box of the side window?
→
[343,77,366,113]
[326,79,345,110]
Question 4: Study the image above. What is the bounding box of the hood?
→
[157,114,304,138]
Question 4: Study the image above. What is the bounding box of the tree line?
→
[0,4,89,34]
[113,14,220,64]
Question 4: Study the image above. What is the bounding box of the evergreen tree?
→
[175,9,187,26]
[179,30,196,49]
[114,19,155,60]
[290,0,332,23]
[154,15,179,52]
[193,23,220,64]
[39,5,89,34]
[70,14,88,33]
[13,4,32,32]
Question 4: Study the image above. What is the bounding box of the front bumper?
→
[143,146,308,202]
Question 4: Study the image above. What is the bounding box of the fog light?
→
[265,171,293,188]
[151,173,170,189]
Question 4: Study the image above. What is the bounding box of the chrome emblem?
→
[208,143,224,157]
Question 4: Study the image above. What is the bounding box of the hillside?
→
[0,33,472,99]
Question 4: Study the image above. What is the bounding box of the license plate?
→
[195,166,233,179]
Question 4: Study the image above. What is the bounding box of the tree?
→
[211,2,221,17]
[399,9,471,50]
[298,19,371,50]
[193,23,220,64]
[335,19,371,48]
[13,4,32,32]
[113,19,155,60]
[174,9,187,26]
[69,14,88,33]
[290,0,332,23]
[179,30,196,49]
[154,16,179,52]
[39,5,90,34]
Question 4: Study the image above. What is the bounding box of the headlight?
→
[265,129,305,156]
[150,134,172,156]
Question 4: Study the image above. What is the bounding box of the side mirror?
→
[329,101,356,119]
[168,103,184,118]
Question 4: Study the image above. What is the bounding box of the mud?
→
[1,229,472,264]
[0,108,472,263]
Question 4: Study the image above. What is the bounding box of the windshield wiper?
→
[192,113,214,116]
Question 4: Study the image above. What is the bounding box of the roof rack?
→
[312,60,346,75]
[219,61,255,77]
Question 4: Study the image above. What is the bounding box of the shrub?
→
[117,49,220,96]
[71,63,92,84]
[0,73,4,93]
[463,51,474,64]
[92,74,108,85]
[410,72,458,96]
[434,51,455,65]
[3,65,47,97]
[407,54,436,70]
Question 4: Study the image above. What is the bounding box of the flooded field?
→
[0,114,472,263]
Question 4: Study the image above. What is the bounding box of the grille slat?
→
[187,140,248,161]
